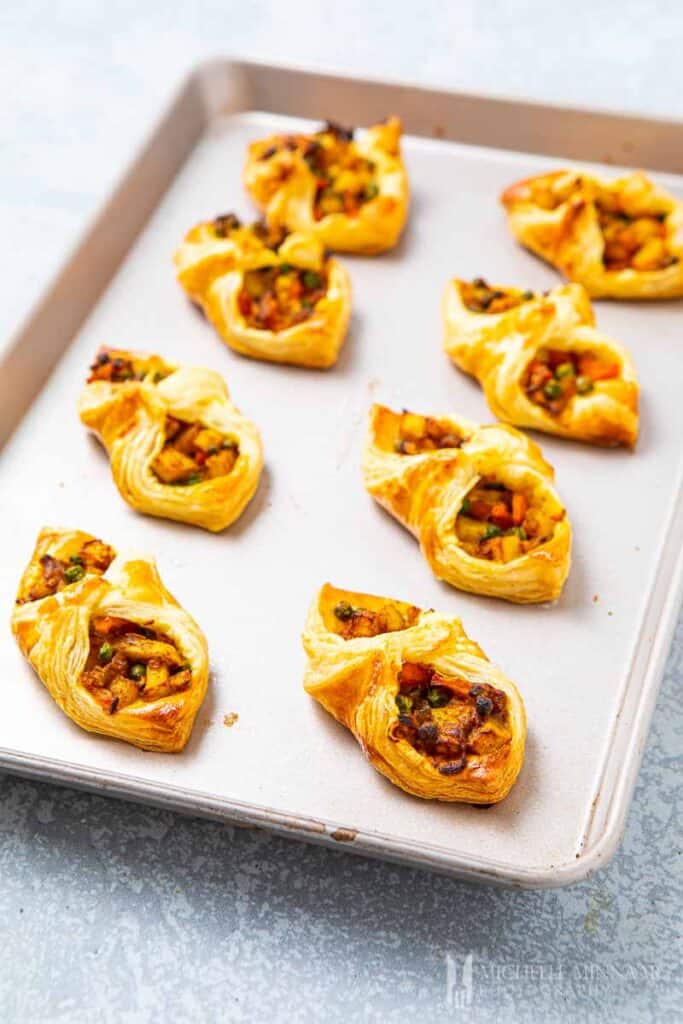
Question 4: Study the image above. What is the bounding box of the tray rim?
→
[2,55,682,889]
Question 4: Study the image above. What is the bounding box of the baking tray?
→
[1,58,682,889]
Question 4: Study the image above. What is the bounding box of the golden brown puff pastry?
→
[174,214,351,368]
[442,278,639,447]
[11,527,209,752]
[302,583,526,803]
[78,347,263,532]
[243,118,409,254]
[501,168,683,299]
[363,404,571,604]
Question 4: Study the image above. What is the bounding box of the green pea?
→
[129,663,146,681]
[427,688,451,708]
[460,497,471,516]
[301,270,322,290]
[64,565,85,583]
[483,524,502,540]
[278,263,293,274]
[543,380,563,400]
[555,362,575,380]
[395,693,413,715]
[522,290,534,300]
[576,375,594,395]
[183,473,203,486]
[98,642,114,664]
[334,601,355,622]
[364,183,379,200]
[69,554,84,566]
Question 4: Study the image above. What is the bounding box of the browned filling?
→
[393,410,465,455]
[461,278,534,314]
[331,599,419,639]
[16,539,115,604]
[238,265,328,332]
[523,347,620,416]
[390,662,510,775]
[87,349,170,384]
[597,202,676,272]
[456,477,557,562]
[151,417,238,486]
[259,122,379,220]
[211,212,287,249]
[81,616,191,714]
[527,178,677,273]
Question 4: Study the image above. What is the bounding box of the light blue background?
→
[0,3,681,1021]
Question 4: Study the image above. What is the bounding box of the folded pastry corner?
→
[78,347,263,531]
[243,117,409,254]
[11,527,209,752]
[443,278,639,447]
[363,404,571,603]
[302,583,526,803]
[174,215,351,368]
[501,168,683,299]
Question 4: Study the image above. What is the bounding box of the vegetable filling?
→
[527,177,677,272]
[523,347,620,415]
[461,278,534,314]
[455,477,556,562]
[238,265,327,332]
[16,538,115,604]
[393,411,465,455]
[81,616,191,714]
[391,662,510,775]
[332,599,418,639]
[151,417,238,486]
[87,349,170,384]
[260,122,380,220]
[596,200,676,272]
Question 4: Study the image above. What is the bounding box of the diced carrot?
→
[578,356,619,381]
[511,493,528,525]
[92,616,130,635]
[489,503,512,529]
[399,662,431,688]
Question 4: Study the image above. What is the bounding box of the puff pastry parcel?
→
[243,118,408,254]
[78,348,263,532]
[501,169,683,299]
[443,278,639,447]
[174,215,351,368]
[363,404,571,603]
[11,528,209,752]
[303,584,526,803]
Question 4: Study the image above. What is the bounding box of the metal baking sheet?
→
[1,59,682,888]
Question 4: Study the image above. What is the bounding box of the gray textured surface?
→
[0,2,681,1021]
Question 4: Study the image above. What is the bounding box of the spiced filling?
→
[332,599,419,639]
[527,178,677,273]
[455,477,557,562]
[259,123,380,221]
[16,539,115,604]
[391,662,509,775]
[238,265,328,332]
[596,202,676,272]
[393,411,465,455]
[522,347,620,416]
[462,278,534,314]
[87,349,170,385]
[81,616,191,714]
[151,417,238,486]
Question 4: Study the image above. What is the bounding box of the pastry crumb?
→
[608,611,613,617]
[592,594,599,603]
[223,712,239,728]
